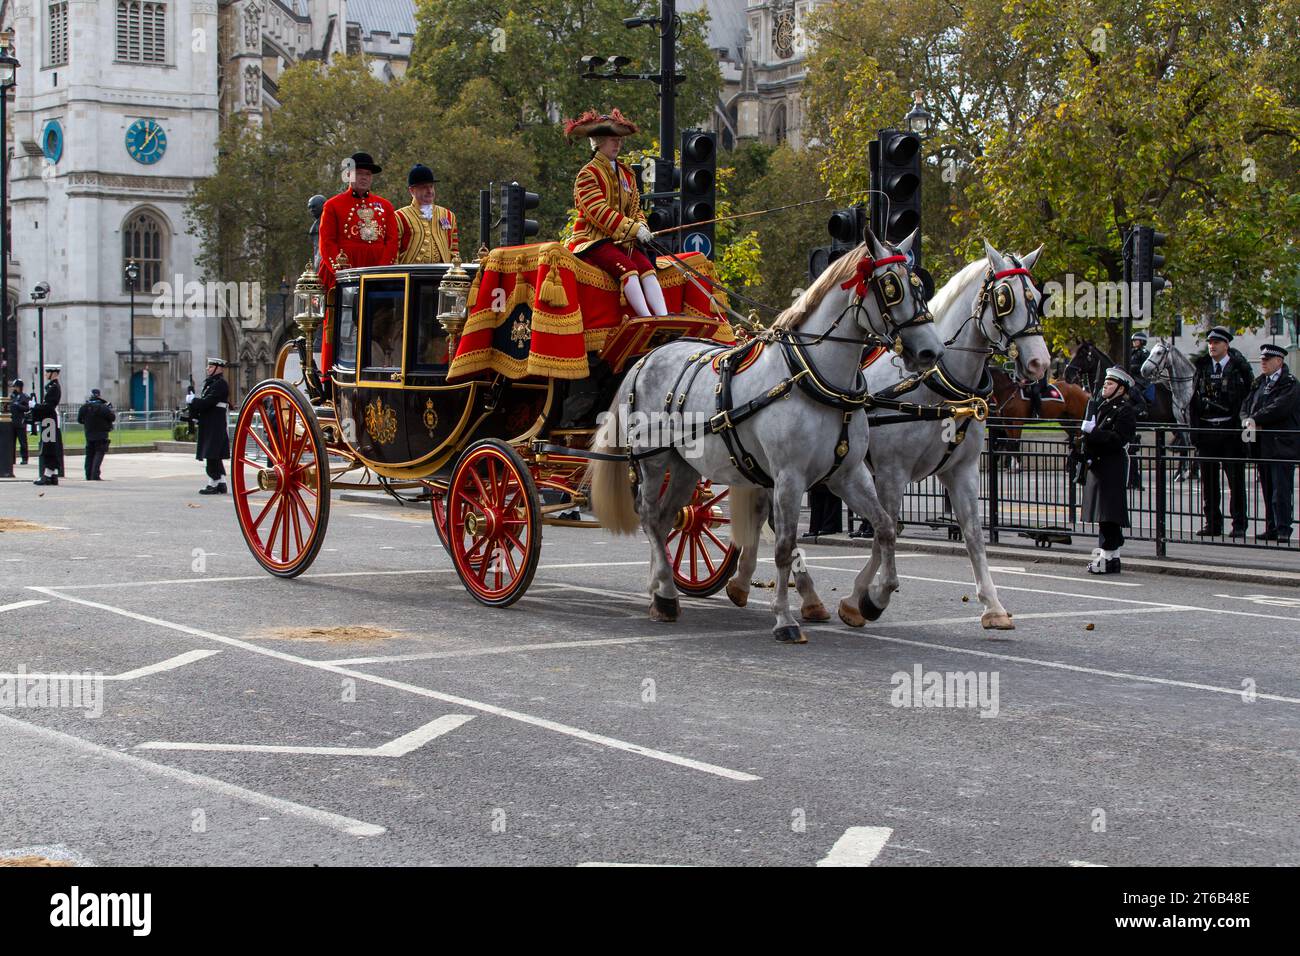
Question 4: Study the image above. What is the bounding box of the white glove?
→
[1080,419,1096,434]
[636,224,654,245]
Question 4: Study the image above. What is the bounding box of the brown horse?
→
[989,367,1091,437]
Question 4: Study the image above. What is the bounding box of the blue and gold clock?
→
[125,118,167,165]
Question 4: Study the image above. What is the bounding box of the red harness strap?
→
[993,267,1032,280]
[841,254,907,298]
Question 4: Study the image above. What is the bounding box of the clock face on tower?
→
[125,119,168,165]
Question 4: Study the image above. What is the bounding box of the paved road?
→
[1,455,1297,866]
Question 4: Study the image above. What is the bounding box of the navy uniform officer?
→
[1242,343,1300,543]
[32,365,65,486]
[1080,366,1139,574]
[190,357,231,495]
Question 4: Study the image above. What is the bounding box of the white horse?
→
[589,231,946,643]
[856,242,1052,629]
[1140,339,1195,427]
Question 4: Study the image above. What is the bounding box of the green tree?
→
[805,0,1300,356]
[409,0,722,237]
[188,58,536,293]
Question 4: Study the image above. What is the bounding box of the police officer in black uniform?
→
[1242,343,1300,543]
[1127,330,1151,386]
[32,365,64,486]
[9,379,30,465]
[1189,326,1253,537]
[190,358,231,494]
[77,388,116,480]
[1080,367,1139,574]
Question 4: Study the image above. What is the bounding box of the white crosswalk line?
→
[816,826,893,866]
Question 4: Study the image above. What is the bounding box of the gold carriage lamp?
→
[437,253,472,352]
[293,263,325,341]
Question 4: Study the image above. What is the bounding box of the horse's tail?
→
[728,485,763,550]
[586,400,641,536]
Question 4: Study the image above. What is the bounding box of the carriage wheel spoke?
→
[260,403,285,462]
[251,490,281,532]
[703,526,728,553]
[469,467,490,504]
[248,426,276,463]
[264,494,285,556]
[698,537,716,574]
[672,529,687,568]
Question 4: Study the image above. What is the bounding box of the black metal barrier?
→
[892,418,1300,555]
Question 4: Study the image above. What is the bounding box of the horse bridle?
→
[786,252,935,356]
[945,256,1044,363]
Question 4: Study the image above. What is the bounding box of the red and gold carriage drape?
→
[447,242,734,380]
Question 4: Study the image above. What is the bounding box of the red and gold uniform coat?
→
[566,153,647,256]
[318,189,400,288]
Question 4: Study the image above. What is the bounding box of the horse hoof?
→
[726,582,749,608]
[860,595,885,622]
[649,594,680,623]
[838,598,866,628]
[774,626,807,644]
[801,602,831,622]
[981,610,1016,630]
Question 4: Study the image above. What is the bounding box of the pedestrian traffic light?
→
[870,128,923,264]
[501,181,540,247]
[680,129,716,259]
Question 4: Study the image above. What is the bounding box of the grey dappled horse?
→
[858,243,1051,630]
[1140,340,1195,429]
[589,231,945,643]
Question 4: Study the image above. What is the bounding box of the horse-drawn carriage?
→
[232,244,740,606]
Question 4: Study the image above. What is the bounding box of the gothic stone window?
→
[123,210,167,294]
[116,0,168,64]
[48,2,69,67]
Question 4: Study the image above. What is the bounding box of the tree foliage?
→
[188,57,537,292]
[804,0,1300,356]
[409,0,722,237]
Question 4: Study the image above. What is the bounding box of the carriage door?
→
[353,274,411,465]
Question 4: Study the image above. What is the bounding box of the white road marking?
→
[1215,593,1300,609]
[799,562,1300,624]
[0,600,47,614]
[577,862,684,867]
[30,588,759,783]
[326,632,708,666]
[348,512,433,524]
[987,565,1142,587]
[48,560,651,591]
[871,606,1182,628]
[0,649,220,682]
[1068,860,1107,867]
[0,712,385,838]
[806,627,1300,705]
[137,714,474,756]
[816,826,893,866]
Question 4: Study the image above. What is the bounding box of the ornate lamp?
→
[904,90,933,138]
[292,263,325,342]
[436,254,472,355]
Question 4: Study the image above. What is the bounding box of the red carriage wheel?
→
[447,439,542,607]
[431,489,451,551]
[232,380,330,578]
[666,479,740,597]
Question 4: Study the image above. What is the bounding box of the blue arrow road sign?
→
[683,232,712,257]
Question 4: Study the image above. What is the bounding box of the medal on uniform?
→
[357,205,379,242]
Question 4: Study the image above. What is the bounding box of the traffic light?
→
[644,156,680,255]
[809,204,867,282]
[1128,225,1169,320]
[501,181,540,247]
[679,129,716,259]
[870,128,923,264]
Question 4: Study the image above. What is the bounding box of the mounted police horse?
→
[588,231,946,643]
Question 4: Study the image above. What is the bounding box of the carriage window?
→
[335,285,358,368]
[411,281,449,371]
[360,278,406,377]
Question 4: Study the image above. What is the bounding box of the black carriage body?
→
[327,264,555,479]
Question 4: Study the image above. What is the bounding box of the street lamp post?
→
[904,90,934,139]
[31,283,48,410]
[0,30,21,402]
[125,260,139,410]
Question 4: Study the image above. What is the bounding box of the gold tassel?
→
[538,243,569,309]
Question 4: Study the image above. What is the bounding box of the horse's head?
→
[1064,341,1096,386]
[974,240,1051,385]
[1140,340,1169,383]
[847,228,945,372]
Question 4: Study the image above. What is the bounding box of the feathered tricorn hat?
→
[563,108,640,141]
